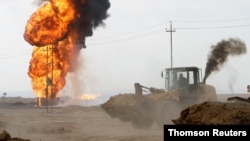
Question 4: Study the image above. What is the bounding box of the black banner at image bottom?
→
[164,125,250,140]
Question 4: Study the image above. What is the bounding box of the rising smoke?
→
[203,38,247,83]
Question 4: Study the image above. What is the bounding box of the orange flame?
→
[75,94,100,101]
[23,0,110,99]
[24,0,83,98]
[24,0,78,47]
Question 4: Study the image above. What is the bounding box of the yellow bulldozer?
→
[101,66,217,128]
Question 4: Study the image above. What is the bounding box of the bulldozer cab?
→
[162,66,202,91]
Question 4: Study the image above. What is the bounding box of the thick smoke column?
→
[203,38,247,83]
[23,0,110,99]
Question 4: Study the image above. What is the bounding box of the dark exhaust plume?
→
[203,38,247,83]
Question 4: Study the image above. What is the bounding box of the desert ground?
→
[0,97,164,141]
[0,94,249,141]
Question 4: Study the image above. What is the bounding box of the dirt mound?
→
[0,130,30,141]
[101,93,156,121]
[173,101,250,125]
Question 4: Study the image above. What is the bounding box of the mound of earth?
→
[173,101,250,125]
[0,130,30,141]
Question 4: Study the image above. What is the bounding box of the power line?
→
[92,22,167,40]
[176,24,250,30]
[0,52,30,60]
[87,28,162,46]
[91,18,250,40]
[172,18,250,23]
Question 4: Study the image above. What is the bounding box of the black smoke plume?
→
[76,0,111,47]
[203,38,247,83]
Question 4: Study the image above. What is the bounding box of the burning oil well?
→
[23,0,110,106]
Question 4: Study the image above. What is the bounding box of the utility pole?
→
[46,46,49,113]
[50,45,54,113]
[46,45,53,113]
[166,21,175,69]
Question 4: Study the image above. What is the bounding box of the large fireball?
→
[23,0,110,99]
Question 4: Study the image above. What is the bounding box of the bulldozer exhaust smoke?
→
[203,38,247,83]
[23,0,110,99]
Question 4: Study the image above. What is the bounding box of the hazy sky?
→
[1,0,250,98]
